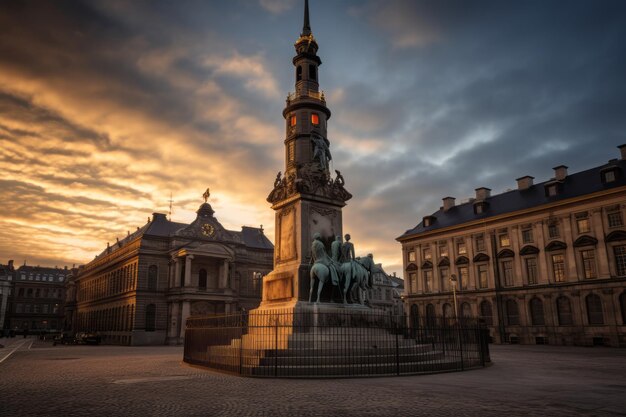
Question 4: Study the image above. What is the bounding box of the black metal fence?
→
[184,310,490,378]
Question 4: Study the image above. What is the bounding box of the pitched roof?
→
[238,226,274,250]
[399,158,626,240]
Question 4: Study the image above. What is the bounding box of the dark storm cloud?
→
[0,0,625,274]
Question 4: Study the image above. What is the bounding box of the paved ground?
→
[1,338,625,416]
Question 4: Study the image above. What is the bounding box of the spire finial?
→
[302,0,311,36]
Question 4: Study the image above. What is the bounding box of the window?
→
[426,304,436,327]
[423,247,432,261]
[290,114,297,127]
[145,304,156,331]
[530,298,545,325]
[311,113,319,125]
[576,218,590,234]
[608,211,623,228]
[501,260,514,286]
[457,241,467,255]
[506,299,520,325]
[479,301,493,325]
[586,294,604,325]
[16,303,23,313]
[409,273,417,293]
[198,269,207,290]
[552,254,566,282]
[548,223,560,238]
[547,184,558,196]
[522,228,533,244]
[408,250,416,262]
[525,258,538,285]
[423,270,432,293]
[27,288,33,297]
[499,234,510,247]
[443,303,453,321]
[147,265,158,291]
[440,268,449,292]
[461,302,472,318]
[309,64,317,81]
[458,266,469,290]
[43,304,49,314]
[296,65,302,81]
[475,235,486,252]
[557,297,573,325]
[18,288,24,297]
[410,304,419,328]
[604,170,616,183]
[580,250,597,279]
[438,243,448,258]
[615,245,626,276]
[477,264,488,288]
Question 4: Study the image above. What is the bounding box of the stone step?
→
[207,344,441,358]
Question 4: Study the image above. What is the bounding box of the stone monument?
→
[260,0,354,315]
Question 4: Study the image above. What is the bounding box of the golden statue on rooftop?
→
[202,188,210,203]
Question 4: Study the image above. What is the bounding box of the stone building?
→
[67,198,273,345]
[0,261,16,331]
[4,263,67,333]
[398,145,626,347]
[368,264,404,315]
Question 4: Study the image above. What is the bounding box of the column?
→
[179,301,190,339]
[465,236,476,290]
[510,226,523,287]
[168,303,179,341]
[561,216,578,280]
[591,208,610,277]
[184,255,193,287]
[220,260,229,289]
[174,259,181,288]
[534,221,549,284]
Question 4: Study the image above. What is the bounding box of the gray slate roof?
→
[399,158,626,240]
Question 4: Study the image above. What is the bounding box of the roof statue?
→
[202,188,210,203]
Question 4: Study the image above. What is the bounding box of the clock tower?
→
[262,0,352,309]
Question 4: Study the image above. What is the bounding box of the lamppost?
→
[450,274,459,321]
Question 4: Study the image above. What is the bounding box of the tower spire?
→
[302,0,311,36]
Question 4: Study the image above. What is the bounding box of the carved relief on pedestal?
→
[276,205,297,264]
[310,205,338,240]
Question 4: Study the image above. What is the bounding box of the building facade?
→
[67,198,273,345]
[398,146,626,347]
[368,264,405,315]
[0,261,16,331]
[4,263,67,333]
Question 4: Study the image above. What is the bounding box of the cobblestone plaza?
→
[1,338,625,416]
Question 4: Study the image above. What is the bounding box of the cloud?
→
[259,0,296,14]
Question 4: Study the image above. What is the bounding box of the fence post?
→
[395,322,400,376]
[239,313,244,375]
[457,321,464,371]
[274,318,278,377]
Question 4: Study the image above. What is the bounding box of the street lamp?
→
[449,273,459,321]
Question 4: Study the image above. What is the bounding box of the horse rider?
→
[341,233,357,277]
[311,233,339,286]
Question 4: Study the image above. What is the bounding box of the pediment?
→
[473,253,490,262]
[498,249,515,258]
[421,260,433,269]
[193,242,235,259]
[545,240,567,252]
[438,257,450,267]
[455,256,469,265]
[606,230,626,242]
[406,263,418,271]
[573,235,598,247]
[519,245,540,256]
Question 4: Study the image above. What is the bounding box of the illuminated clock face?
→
[201,223,215,237]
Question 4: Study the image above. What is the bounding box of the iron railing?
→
[287,89,325,103]
[184,310,490,378]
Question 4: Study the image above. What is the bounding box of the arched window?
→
[556,296,573,325]
[410,304,419,328]
[147,265,157,291]
[426,303,436,327]
[443,303,453,321]
[620,292,626,325]
[529,298,545,326]
[461,302,472,318]
[479,301,493,326]
[296,65,302,81]
[586,294,604,325]
[505,299,519,325]
[309,64,317,81]
[198,269,207,290]
[145,304,156,332]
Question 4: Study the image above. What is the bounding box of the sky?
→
[1,0,625,276]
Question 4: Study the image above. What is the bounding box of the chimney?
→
[618,144,626,160]
[475,187,491,201]
[442,197,456,211]
[516,175,534,190]
[553,165,568,181]
[8,260,14,270]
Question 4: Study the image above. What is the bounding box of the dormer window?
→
[546,183,559,197]
[423,215,436,227]
[311,113,319,125]
[474,201,489,214]
[601,167,620,184]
